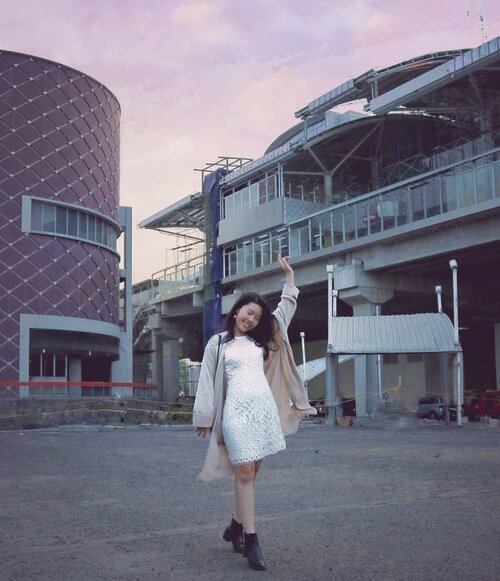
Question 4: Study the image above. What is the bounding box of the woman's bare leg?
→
[232,459,262,523]
[234,462,257,533]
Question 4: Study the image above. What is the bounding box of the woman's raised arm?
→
[279,256,294,285]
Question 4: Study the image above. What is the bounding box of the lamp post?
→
[326,265,339,427]
[449,259,462,427]
[300,331,308,396]
[436,284,451,423]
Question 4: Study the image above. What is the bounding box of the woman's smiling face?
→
[233,302,263,336]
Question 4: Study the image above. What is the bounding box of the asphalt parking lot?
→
[1,419,499,581]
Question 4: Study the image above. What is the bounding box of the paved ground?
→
[0,418,499,581]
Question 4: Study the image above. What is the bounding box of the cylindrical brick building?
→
[0,50,131,396]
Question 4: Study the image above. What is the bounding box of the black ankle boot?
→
[243,532,267,571]
[222,518,243,553]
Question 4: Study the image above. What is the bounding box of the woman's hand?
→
[279,256,294,284]
[196,427,211,437]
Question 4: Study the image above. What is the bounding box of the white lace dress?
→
[222,335,286,465]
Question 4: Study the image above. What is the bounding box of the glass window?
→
[259,179,267,204]
[88,214,96,240]
[303,180,314,202]
[396,196,409,227]
[442,175,457,212]
[271,229,288,260]
[103,223,111,247]
[235,242,252,274]
[224,193,233,219]
[312,180,325,204]
[426,181,442,217]
[410,186,425,221]
[68,209,78,236]
[332,212,344,245]
[249,183,259,208]
[42,353,54,376]
[31,201,43,230]
[224,247,236,276]
[29,353,41,376]
[55,355,66,377]
[358,201,380,236]
[378,197,398,230]
[310,216,323,251]
[78,212,88,239]
[96,219,103,244]
[42,204,56,232]
[241,187,250,211]
[254,236,270,268]
[267,174,276,200]
[475,165,491,203]
[458,169,475,208]
[294,181,304,201]
[493,160,500,198]
[108,224,117,248]
[369,202,381,234]
[284,176,292,198]
[28,199,116,251]
[343,208,356,241]
[289,224,310,256]
[55,207,67,234]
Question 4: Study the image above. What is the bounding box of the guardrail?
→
[0,381,158,399]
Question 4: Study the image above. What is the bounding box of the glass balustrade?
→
[151,150,500,287]
[222,154,500,277]
[151,254,204,301]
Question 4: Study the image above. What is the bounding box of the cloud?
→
[171,1,219,27]
[1,0,499,281]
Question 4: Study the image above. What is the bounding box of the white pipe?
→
[327,265,334,345]
[435,285,443,313]
[449,259,462,426]
[376,304,383,400]
[300,331,307,386]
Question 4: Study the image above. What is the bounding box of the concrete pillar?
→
[150,310,185,403]
[325,352,340,427]
[162,337,181,404]
[151,329,165,400]
[324,173,334,204]
[332,261,395,418]
[113,206,133,384]
[68,357,82,398]
[352,302,378,417]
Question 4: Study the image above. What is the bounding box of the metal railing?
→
[0,381,158,400]
[151,253,204,301]
[222,148,500,276]
[287,149,500,255]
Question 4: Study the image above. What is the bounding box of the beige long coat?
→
[192,282,317,482]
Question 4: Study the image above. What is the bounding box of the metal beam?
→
[329,120,383,176]
[368,36,500,115]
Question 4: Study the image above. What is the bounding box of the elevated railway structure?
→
[140,37,500,413]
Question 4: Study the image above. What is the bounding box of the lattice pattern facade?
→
[0,50,121,389]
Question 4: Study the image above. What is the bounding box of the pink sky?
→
[1,0,499,282]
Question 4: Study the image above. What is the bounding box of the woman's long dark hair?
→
[222,293,277,359]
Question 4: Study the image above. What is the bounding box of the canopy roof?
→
[138,192,204,230]
[328,313,461,355]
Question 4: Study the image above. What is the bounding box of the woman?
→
[193,257,317,571]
